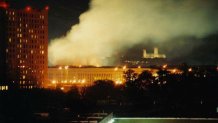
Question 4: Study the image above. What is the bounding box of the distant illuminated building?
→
[47,66,159,89]
[47,66,181,90]
[0,3,48,89]
[143,47,166,59]
[123,47,167,67]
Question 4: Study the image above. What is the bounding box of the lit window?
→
[6,49,8,53]
[31,50,33,54]
[42,51,44,54]
[23,75,25,79]
[25,24,28,27]
[9,38,11,42]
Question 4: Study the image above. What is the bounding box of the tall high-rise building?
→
[0,3,48,89]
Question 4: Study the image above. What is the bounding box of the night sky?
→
[3,0,218,65]
[4,0,90,40]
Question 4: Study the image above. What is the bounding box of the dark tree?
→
[123,69,138,82]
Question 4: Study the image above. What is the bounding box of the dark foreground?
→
[0,66,218,122]
[113,118,218,123]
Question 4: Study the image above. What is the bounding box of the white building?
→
[143,47,166,59]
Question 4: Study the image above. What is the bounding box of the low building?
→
[47,66,158,88]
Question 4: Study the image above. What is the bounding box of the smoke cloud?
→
[49,0,218,66]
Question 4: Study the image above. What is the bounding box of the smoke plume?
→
[49,0,218,66]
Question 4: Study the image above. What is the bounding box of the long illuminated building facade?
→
[47,66,159,88]
[47,66,182,90]
[0,4,48,90]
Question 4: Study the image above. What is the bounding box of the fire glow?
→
[49,0,218,66]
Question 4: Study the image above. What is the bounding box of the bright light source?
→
[52,80,56,84]
[123,65,127,70]
[25,6,32,12]
[65,66,69,69]
[172,69,176,73]
[153,73,158,77]
[108,119,114,123]
[162,64,167,69]
[58,66,62,70]
[115,80,122,85]
[0,2,9,9]
[138,66,141,68]
[82,79,86,83]
[188,68,192,72]
[114,67,118,71]
[45,6,49,11]
[60,87,64,90]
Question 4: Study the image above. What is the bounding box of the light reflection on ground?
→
[109,118,218,123]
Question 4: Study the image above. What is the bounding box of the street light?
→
[123,65,126,70]
[162,64,167,69]
[188,68,192,72]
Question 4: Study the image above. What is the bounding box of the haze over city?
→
[1,0,218,123]
[5,0,218,66]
